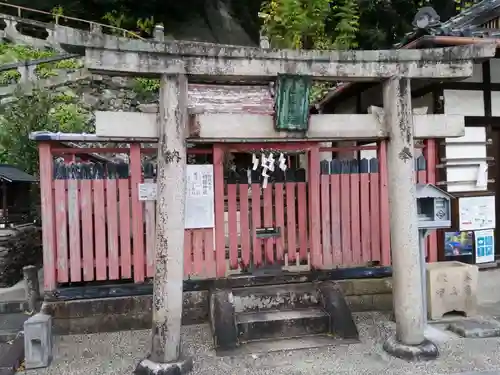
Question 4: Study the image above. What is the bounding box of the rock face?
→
[55,75,274,114]
[0,225,42,288]
[59,75,156,113]
[172,0,255,45]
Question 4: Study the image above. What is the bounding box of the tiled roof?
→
[0,165,36,182]
[396,0,500,46]
[317,0,500,109]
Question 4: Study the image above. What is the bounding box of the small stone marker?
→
[23,265,40,313]
[24,313,52,369]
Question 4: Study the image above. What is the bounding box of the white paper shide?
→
[252,152,287,188]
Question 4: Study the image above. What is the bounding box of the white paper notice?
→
[138,183,157,201]
[476,162,488,188]
[458,196,496,231]
[184,164,215,229]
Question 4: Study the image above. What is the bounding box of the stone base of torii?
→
[50,22,496,372]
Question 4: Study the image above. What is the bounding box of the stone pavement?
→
[17,311,500,375]
[18,269,500,375]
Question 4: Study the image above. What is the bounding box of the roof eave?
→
[316,35,500,110]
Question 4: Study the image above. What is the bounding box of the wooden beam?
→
[94,111,465,141]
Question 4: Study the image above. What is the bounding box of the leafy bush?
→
[0,88,91,175]
[0,44,82,84]
[133,78,160,101]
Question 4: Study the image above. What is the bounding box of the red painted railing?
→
[38,140,438,292]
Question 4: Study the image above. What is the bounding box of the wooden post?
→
[424,140,438,262]
[308,144,322,268]
[136,73,193,374]
[38,143,56,292]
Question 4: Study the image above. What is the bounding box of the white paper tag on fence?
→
[476,162,488,188]
[138,183,157,201]
[185,164,215,229]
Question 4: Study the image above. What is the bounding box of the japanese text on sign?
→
[185,164,215,229]
[137,165,215,229]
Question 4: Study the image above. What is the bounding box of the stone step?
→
[0,301,28,315]
[232,282,319,313]
[0,313,29,343]
[236,308,329,342]
[212,281,360,353]
[217,335,350,356]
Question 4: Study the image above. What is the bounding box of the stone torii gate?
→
[53,24,495,374]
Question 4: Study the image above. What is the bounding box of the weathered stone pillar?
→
[17,64,37,85]
[23,265,40,313]
[135,74,193,375]
[381,77,438,361]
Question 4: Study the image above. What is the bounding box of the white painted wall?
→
[491,59,500,114]
[444,127,487,193]
[443,84,487,193]
[490,58,500,83]
[443,90,484,116]
[489,59,500,116]
[463,63,483,83]
[327,63,489,193]
[492,91,500,116]
[359,93,434,160]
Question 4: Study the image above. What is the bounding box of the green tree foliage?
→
[4,0,480,51]
[0,43,82,84]
[0,89,91,175]
[259,0,359,102]
[259,0,359,50]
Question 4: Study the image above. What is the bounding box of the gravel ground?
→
[18,311,500,375]
[19,269,500,375]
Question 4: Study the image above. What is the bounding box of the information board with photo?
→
[444,231,474,257]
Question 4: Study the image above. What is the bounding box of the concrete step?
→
[236,308,329,342]
[232,282,319,313]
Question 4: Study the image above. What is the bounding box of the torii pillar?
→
[381,77,437,360]
[137,73,192,373]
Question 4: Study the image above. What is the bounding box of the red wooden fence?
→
[38,140,438,292]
